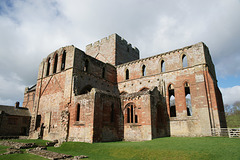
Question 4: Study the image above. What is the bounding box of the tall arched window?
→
[161,60,165,72]
[185,82,192,116]
[142,65,146,76]
[126,103,138,123]
[76,104,80,121]
[61,51,66,71]
[46,57,51,76]
[168,84,176,117]
[53,54,58,73]
[182,54,188,68]
[127,108,130,123]
[84,59,89,72]
[126,69,129,80]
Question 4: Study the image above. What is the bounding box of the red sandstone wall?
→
[23,90,35,114]
[121,93,153,141]
[93,91,123,142]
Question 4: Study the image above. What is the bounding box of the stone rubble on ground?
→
[0,140,88,159]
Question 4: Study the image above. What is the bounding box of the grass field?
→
[0,137,239,160]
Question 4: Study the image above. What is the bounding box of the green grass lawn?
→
[0,137,239,160]
[48,137,240,160]
[0,153,48,160]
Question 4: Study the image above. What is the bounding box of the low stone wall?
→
[0,141,37,149]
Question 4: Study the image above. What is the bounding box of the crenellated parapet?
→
[86,33,139,66]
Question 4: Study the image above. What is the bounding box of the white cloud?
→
[0,0,240,105]
[220,86,240,105]
[0,74,25,106]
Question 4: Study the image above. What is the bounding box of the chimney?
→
[15,101,20,108]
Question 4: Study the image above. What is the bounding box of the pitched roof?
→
[0,105,31,117]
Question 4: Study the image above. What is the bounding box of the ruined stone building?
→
[0,102,31,136]
[23,33,227,143]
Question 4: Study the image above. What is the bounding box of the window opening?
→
[76,104,80,121]
[126,69,129,80]
[182,55,188,68]
[126,103,138,123]
[61,51,66,71]
[142,65,146,76]
[84,59,89,72]
[35,115,41,129]
[161,60,165,72]
[53,54,58,73]
[46,58,51,76]
[169,84,176,117]
[127,108,130,123]
[131,105,134,123]
[135,115,138,123]
[185,83,192,116]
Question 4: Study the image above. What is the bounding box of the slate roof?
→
[0,105,31,117]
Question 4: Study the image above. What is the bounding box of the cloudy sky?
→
[0,0,240,106]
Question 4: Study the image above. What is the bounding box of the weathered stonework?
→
[24,33,227,143]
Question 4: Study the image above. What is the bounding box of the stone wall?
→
[23,89,35,114]
[68,90,95,143]
[93,90,123,142]
[0,115,30,136]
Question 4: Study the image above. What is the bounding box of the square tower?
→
[85,33,139,66]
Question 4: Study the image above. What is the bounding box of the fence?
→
[211,128,240,138]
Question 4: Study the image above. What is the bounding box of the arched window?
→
[139,87,149,92]
[61,51,66,71]
[102,67,105,78]
[168,84,176,117]
[182,54,188,68]
[125,103,138,123]
[185,82,192,116]
[76,104,80,121]
[53,54,58,73]
[120,91,128,95]
[111,104,114,122]
[142,65,146,76]
[84,59,89,72]
[46,57,51,76]
[126,69,129,80]
[161,60,165,72]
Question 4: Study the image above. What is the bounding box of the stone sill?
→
[127,124,142,127]
[170,117,197,121]
[74,121,85,126]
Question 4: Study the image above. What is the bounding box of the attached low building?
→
[0,102,31,136]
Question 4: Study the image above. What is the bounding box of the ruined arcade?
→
[23,33,227,143]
